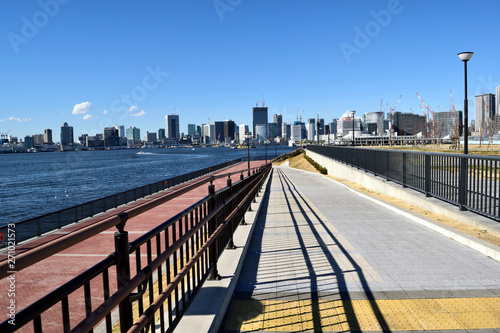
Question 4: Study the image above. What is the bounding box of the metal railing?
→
[0,159,242,248]
[307,145,500,221]
[0,163,271,333]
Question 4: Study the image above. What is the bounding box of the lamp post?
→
[351,110,356,147]
[265,141,267,164]
[458,52,473,154]
[246,134,251,176]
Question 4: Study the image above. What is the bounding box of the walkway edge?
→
[174,171,272,333]
[288,164,500,263]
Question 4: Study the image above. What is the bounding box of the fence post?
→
[459,157,468,211]
[402,152,407,188]
[425,154,431,197]
[114,213,132,332]
[226,177,236,249]
[208,182,221,280]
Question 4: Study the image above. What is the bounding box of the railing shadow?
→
[275,167,391,332]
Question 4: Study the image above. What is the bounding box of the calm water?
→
[1,146,294,226]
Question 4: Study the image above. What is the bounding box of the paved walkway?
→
[224,165,500,332]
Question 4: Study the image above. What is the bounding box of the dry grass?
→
[288,152,320,173]
[283,153,500,247]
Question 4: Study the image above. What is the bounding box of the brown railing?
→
[0,163,271,333]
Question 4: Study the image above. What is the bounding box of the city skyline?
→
[2,1,500,139]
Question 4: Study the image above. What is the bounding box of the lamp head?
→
[458,52,473,62]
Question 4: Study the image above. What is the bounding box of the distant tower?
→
[165,114,180,143]
[44,129,53,144]
[252,106,268,139]
[60,122,74,145]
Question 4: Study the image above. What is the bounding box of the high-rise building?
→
[116,125,125,138]
[496,86,500,122]
[187,124,196,136]
[393,112,427,136]
[165,114,180,143]
[33,134,44,145]
[60,122,74,145]
[43,129,53,144]
[203,124,215,144]
[475,93,496,134]
[291,122,305,142]
[213,121,225,143]
[317,118,325,136]
[238,124,248,143]
[223,120,235,143]
[255,125,267,142]
[268,123,279,140]
[126,127,141,144]
[282,123,291,140]
[146,132,157,143]
[252,106,268,139]
[158,128,165,140]
[307,118,315,141]
[104,127,120,146]
[433,110,463,138]
[273,114,283,137]
[24,136,34,149]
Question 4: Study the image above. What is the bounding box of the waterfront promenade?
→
[0,160,266,332]
[222,164,500,332]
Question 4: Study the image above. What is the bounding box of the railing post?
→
[240,172,244,181]
[114,213,132,332]
[459,157,468,211]
[425,154,431,197]
[208,182,221,280]
[227,177,236,249]
[402,152,407,188]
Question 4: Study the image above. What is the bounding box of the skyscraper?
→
[116,125,125,138]
[252,106,268,139]
[187,124,196,136]
[166,114,180,143]
[44,129,53,144]
[214,121,225,143]
[104,127,120,146]
[158,128,165,140]
[60,122,74,145]
[475,93,496,134]
[224,120,235,143]
[126,127,141,144]
[273,114,283,137]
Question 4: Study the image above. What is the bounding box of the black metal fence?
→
[0,163,271,333]
[307,145,500,221]
[0,158,242,247]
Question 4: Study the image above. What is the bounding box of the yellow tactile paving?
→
[226,297,500,331]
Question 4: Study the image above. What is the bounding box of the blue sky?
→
[1,0,499,140]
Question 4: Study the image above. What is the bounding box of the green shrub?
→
[304,153,328,175]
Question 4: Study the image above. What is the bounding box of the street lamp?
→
[458,52,473,154]
[246,134,251,176]
[351,110,356,147]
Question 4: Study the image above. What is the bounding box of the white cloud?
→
[130,110,146,117]
[102,110,109,114]
[83,114,96,120]
[72,101,93,115]
[129,106,139,113]
[0,117,31,122]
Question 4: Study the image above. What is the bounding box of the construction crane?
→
[386,94,402,113]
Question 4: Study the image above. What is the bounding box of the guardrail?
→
[0,163,271,332]
[0,159,242,248]
[307,145,500,221]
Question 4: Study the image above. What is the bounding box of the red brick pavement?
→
[0,161,266,332]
